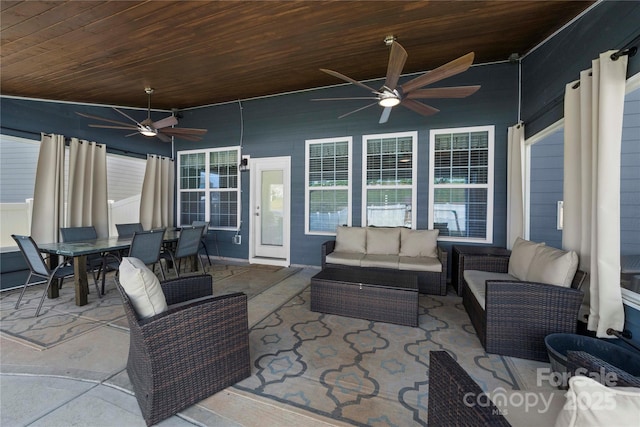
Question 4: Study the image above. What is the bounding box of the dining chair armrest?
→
[160,274,212,305]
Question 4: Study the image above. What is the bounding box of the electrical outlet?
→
[233,235,241,245]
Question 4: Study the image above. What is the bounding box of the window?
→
[429,126,494,242]
[305,137,352,234]
[524,73,640,309]
[362,132,417,228]
[177,147,240,229]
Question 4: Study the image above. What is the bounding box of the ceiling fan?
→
[76,88,207,142]
[313,37,481,124]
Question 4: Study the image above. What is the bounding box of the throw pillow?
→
[554,376,640,427]
[508,237,545,280]
[334,226,367,253]
[119,257,168,319]
[399,228,439,257]
[366,227,401,255]
[526,245,579,287]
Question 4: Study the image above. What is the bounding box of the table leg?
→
[47,255,60,299]
[73,255,89,306]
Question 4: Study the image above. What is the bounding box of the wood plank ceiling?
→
[1,1,594,110]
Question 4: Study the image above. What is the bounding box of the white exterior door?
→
[249,156,290,266]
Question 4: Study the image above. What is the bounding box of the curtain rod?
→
[1,126,146,159]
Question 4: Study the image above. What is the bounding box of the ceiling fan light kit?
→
[76,88,208,142]
[314,38,481,123]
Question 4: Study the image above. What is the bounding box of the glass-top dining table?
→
[37,229,180,306]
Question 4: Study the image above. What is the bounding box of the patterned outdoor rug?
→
[235,287,521,426]
[0,262,300,350]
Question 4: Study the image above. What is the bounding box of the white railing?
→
[0,195,141,250]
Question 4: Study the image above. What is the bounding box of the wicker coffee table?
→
[310,267,419,326]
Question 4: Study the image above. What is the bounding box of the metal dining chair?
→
[128,228,167,281]
[192,220,212,266]
[12,235,76,317]
[60,226,118,295]
[116,222,144,238]
[161,225,206,277]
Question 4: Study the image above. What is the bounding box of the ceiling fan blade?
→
[156,133,172,143]
[401,52,475,94]
[406,85,481,99]
[337,102,379,119]
[88,124,139,130]
[379,107,392,124]
[112,107,143,126]
[401,99,440,116]
[76,112,134,127]
[312,97,380,101]
[384,42,408,90]
[159,132,202,142]
[320,68,380,94]
[152,115,178,129]
[159,127,207,135]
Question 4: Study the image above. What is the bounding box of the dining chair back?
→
[60,226,98,241]
[116,222,144,238]
[60,225,115,296]
[162,225,205,277]
[129,228,166,280]
[192,220,212,265]
[12,235,76,317]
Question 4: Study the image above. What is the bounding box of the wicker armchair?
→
[566,351,640,387]
[462,252,586,361]
[428,351,511,426]
[116,275,250,426]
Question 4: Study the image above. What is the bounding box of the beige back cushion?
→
[366,227,401,255]
[508,237,545,280]
[334,226,366,253]
[119,257,168,319]
[526,245,579,287]
[399,228,439,257]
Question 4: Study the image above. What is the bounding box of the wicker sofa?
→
[462,238,586,361]
[116,271,250,426]
[321,225,447,295]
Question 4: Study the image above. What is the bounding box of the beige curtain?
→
[67,138,109,238]
[139,155,174,229]
[562,50,628,337]
[31,133,66,243]
[506,123,525,249]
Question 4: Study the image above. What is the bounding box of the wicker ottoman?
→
[310,267,419,326]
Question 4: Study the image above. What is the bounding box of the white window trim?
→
[304,136,353,235]
[361,131,418,228]
[428,125,495,243]
[176,145,241,231]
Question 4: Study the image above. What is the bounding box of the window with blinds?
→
[177,147,240,229]
[305,137,352,234]
[429,126,494,242]
[362,132,418,228]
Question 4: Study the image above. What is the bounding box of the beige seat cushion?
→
[463,269,518,309]
[119,257,168,319]
[366,227,401,255]
[326,251,364,267]
[360,254,399,269]
[399,228,439,258]
[398,256,442,272]
[527,245,579,287]
[334,226,366,253]
[508,237,545,280]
